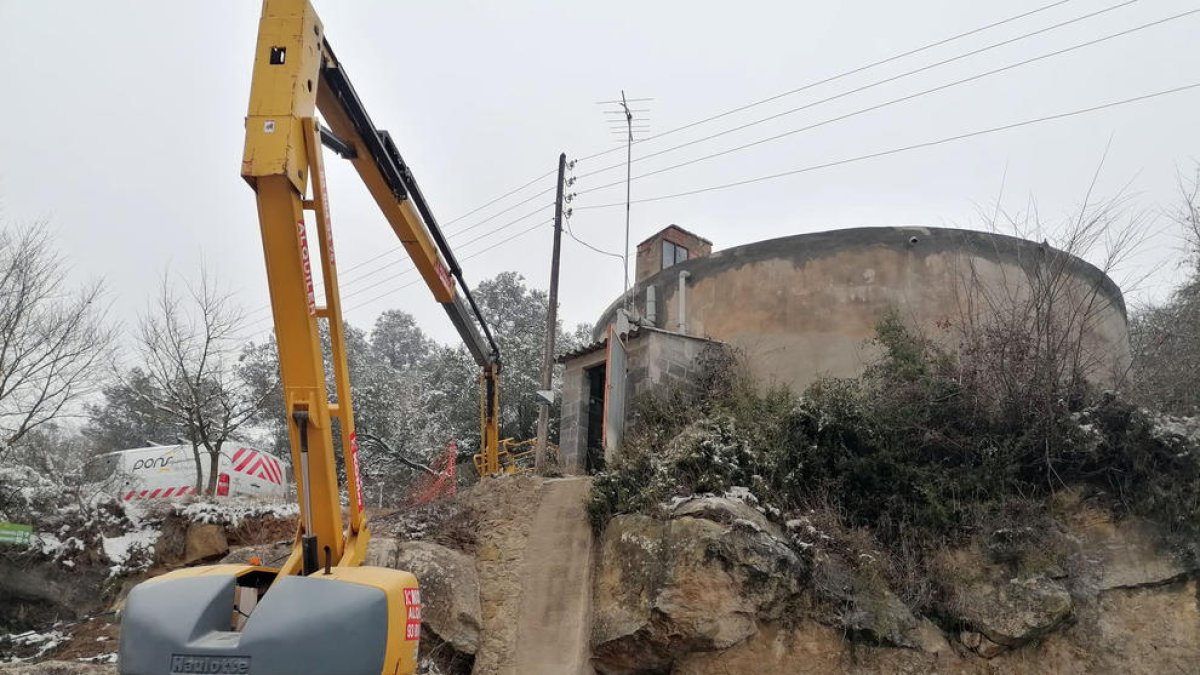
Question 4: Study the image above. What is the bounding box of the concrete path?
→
[512,477,595,675]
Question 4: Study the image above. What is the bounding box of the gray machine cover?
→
[118,574,388,675]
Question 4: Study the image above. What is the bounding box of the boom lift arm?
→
[239,0,506,571]
[117,2,504,673]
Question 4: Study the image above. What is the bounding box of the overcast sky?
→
[1,0,1197,347]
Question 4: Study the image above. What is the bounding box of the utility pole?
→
[620,90,633,312]
[535,153,568,473]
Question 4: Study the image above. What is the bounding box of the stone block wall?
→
[559,328,723,474]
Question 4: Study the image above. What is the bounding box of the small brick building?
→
[557,226,720,474]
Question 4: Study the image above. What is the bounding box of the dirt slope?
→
[512,478,595,675]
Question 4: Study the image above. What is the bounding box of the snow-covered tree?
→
[87,368,182,453]
[0,224,113,461]
[371,310,434,371]
[124,269,270,495]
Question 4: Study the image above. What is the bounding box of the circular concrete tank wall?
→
[595,227,1130,392]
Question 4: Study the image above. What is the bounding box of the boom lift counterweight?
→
[118,1,512,673]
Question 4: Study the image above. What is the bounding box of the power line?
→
[565,220,623,260]
[331,165,559,289]
[249,1,1099,320]
[338,198,555,292]
[247,204,556,329]
[573,0,1080,163]
[440,167,557,228]
[342,218,555,315]
[338,183,557,288]
[326,0,1182,306]
[573,82,1200,211]
[576,0,1145,183]
[317,204,553,306]
[576,4,1198,198]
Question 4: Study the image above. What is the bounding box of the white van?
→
[84,443,288,501]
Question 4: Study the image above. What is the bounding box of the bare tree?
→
[128,268,271,495]
[0,224,113,462]
[1128,163,1200,413]
[947,165,1150,399]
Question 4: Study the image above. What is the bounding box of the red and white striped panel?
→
[231,447,283,485]
[124,485,196,501]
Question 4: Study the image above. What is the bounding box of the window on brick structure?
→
[662,241,689,270]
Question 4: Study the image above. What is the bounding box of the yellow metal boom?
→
[120,1,508,673]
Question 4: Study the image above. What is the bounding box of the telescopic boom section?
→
[240,0,500,573]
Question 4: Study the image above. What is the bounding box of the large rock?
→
[1069,510,1190,590]
[364,537,482,656]
[592,514,804,674]
[954,576,1073,650]
[0,558,109,623]
[182,523,228,564]
[811,550,924,648]
[668,496,782,538]
[219,540,293,567]
[363,536,401,568]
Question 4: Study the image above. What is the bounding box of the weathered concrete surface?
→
[593,227,1130,392]
[464,475,542,675]
[513,478,595,675]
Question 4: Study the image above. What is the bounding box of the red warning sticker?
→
[297,220,316,316]
[404,588,422,641]
[349,431,364,513]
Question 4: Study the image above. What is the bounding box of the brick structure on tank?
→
[635,225,712,284]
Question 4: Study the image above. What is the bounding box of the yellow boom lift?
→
[118,1,516,673]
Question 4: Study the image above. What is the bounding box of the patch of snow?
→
[1151,414,1200,445]
[2,628,69,663]
[723,486,758,504]
[418,657,447,675]
[731,518,763,533]
[176,498,298,528]
[662,493,716,510]
[102,527,160,577]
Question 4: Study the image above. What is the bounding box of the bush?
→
[590,312,1200,555]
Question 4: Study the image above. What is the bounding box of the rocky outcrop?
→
[219,540,293,567]
[0,663,115,674]
[364,537,482,656]
[810,550,928,649]
[459,474,543,675]
[394,542,482,655]
[953,576,1073,650]
[0,558,109,624]
[591,514,803,674]
[1069,511,1189,590]
[155,517,228,566]
[592,496,1200,674]
[181,523,227,564]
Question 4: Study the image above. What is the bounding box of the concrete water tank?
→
[594,226,1130,392]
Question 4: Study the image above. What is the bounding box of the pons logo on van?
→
[170,654,251,674]
[132,456,172,471]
